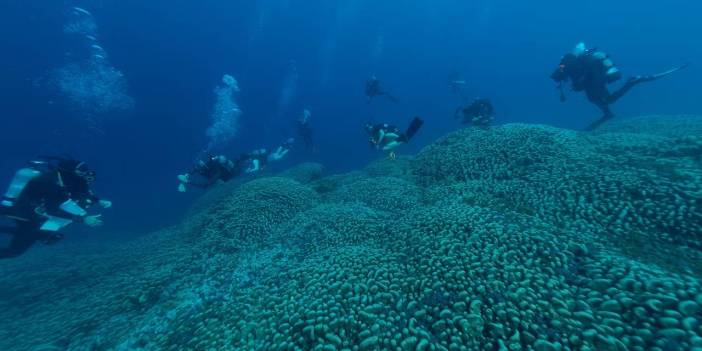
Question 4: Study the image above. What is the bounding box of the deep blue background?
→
[1,0,700,238]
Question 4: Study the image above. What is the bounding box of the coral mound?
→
[1,116,701,351]
[185,177,320,246]
[596,114,702,138]
[278,162,325,184]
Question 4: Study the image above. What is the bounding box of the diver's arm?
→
[384,133,400,140]
[85,190,111,209]
[41,198,95,230]
[81,190,106,207]
[57,199,87,218]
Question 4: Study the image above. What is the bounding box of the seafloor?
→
[1,115,701,351]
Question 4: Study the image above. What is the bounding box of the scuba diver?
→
[0,156,111,259]
[297,109,314,151]
[177,154,244,192]
[245,138,295,174]
[551,42,689,130]
[365,117,424,159]
[455,98,494,128]
[365,75,398,103]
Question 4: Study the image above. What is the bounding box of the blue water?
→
[0,0,700,235]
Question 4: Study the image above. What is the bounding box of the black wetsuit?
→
[189,157,239,188]
[0,171,85,258]
[555,50,655,130]
[365,78,397,103]
[297,120,314,151]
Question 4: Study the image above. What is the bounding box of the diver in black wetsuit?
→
[551,42,689,131]
[0,157,111,258]
[177,155,243,192]
[456,98,494,128]
[365,75,398,103]
[365,117,424,159]
[297,109,314,152]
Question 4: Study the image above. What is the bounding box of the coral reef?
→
[278,162,326,184]
[325,176,423,213]
[0,115,701,351]
[596,114,702,139]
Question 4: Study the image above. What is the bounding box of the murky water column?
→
[206,74,242,150]
[53,7,134,127]
[277,60,299,117]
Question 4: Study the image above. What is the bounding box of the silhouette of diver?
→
[551,42,689,130]
[365,75,398,103]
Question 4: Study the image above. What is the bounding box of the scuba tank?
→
[0,155,72,207]
[571,43,621,84]
[2,168,42,208]
[590,50,621,83]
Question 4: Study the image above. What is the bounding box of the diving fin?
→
[384,93,399,103]
[650,62,690,80]
[403,117,424,141]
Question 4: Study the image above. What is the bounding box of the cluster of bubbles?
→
[206,74,242,149]
[62,7,97,36]
[54,60,134,116]
[53,7,134,119]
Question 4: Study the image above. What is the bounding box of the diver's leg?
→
[304,134,314,150]
[381,92,398,103]
[584,85,615,131]
[0,231,37,259]
[585,102,614,131]
[606,76,652,104]
[382,141,403,151]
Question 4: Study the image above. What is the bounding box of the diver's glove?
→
[83,214,103,227]
[99,200,112,208]
[178,183,187,192]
